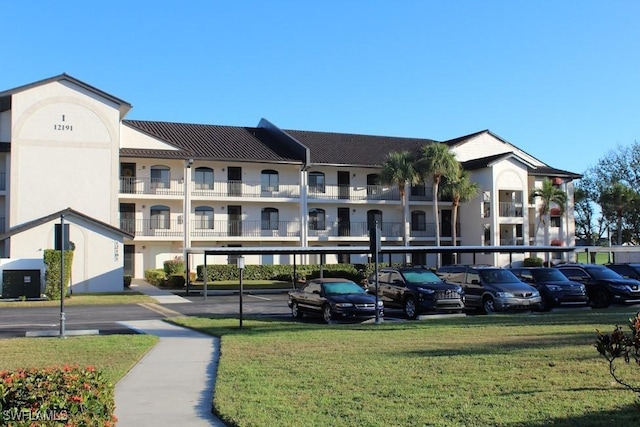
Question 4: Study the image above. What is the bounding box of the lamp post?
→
[59,215,66,338]
[237,256,245,329]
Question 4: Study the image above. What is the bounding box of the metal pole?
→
[203,254,208,301]
[238,256,245,328]
[60,215,66,338]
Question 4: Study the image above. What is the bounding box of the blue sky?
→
[2,1,638,175]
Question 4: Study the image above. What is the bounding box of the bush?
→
[166,274,186,289]
[123,275,132,289]
[43,249,74,300]
[164,257,185,276]
[595,312,640,397]
[0,365,117,426]
[523,257,543,267]
[144,269,166,287]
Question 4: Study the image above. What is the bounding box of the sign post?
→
[370,223,381,325]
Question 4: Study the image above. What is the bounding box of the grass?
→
[575,252,612,264]
[0,292,155,308]
[172,308,640,427]
[0,334,158,384]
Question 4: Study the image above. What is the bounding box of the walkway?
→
[114,281,226,426]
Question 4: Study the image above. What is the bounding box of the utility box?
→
[2,270,42,299]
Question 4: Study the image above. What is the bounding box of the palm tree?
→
[529,178,568,247]
[380,151,419,259]
[441,168,479,264]
[599,182,638,245]
[416,143,459,266]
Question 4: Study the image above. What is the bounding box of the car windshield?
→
[531,269,569,282]
[401,270,443,284]
[322,281,365,295]
[479,269,519,284]
[586,267,625,280]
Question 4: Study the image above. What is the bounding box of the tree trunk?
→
[433,179,441,268]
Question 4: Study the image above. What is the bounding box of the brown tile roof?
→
[283,129,435,167]
[123,120,303,164]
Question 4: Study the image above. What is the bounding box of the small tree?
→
[44,249,74,300]
[441,168,479,264]
[595,312,640,396]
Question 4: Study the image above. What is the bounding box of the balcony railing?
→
[118,178,445,204]
[0,173,5,191]
[498,202,524,217]
[120,219,302,238]
[119,219,439,239]
[499,238,526,246]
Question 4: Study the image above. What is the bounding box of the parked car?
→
[440,265,541,314]
[605,263,640,281]
[367,267,465,319]
[509,267,588,311]
[555,264,640,308]
[288,278,383,323]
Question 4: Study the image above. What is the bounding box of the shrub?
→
[0,365,117,426]
[123,275,132,289]
[167,274,186,288]
[163,257,185,276]
[595,311,640,396]
[523,257,543,267]
[144,269,166,287]
[43,249,74,300]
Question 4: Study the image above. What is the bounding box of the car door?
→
[299,282,323,314]
[376,271,394,306]
[463,269,483,308]
[386,271,406,306]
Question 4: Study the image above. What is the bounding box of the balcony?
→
[499,238,526,246]
[120,219,301,238]
[498,202,524,217]
[308,184,400,201]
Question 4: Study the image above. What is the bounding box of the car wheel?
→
[482,297,496,314]
[322,305,333,324]
[592,290,610,308]
[537,297,551,312]
[404,297,418,320]
[291,302,303,319]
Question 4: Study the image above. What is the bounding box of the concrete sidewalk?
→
[115,281,226,426]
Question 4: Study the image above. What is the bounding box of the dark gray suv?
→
[367,267,465,319]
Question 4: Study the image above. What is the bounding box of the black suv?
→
[367,267,465,319]
[605,263,640,281]
[555,264,640,308]
[509,267,588,311]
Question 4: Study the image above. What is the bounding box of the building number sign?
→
[54,115,73,131]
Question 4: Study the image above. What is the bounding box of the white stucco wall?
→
[9,80,121,226]
[9,216,125,293]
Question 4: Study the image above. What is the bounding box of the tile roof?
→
[123,120,304,164]
[283,129,435,167]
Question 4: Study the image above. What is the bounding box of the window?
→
[483,224,491,246]
[150,205,170,229]
[194,206,214,229]
[309,208,326,230]
[482,191,491,218]
[194,167,214,190]
[411,211,426,231]
[262,208,279,230]
[309,172,325,193]
[261,170,279,192]
[367,173,380,196]
[550,216,561,227]
[150,166,170,189]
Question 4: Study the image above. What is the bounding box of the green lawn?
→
[0,334,158,384]
[172,309,640,427]
[575,251,612,264]
[0,292,155,308]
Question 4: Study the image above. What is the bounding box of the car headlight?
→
[546,285,562,292]
[417,287,435,294]
[334,303,354,308]
[495,292,514,298]
[376,301,384,308]
[609,283,628,290]
[455,285,464,294]
[532,291,540,298]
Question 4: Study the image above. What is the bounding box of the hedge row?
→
[0,365,116,426]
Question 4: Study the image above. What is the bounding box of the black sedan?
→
[288,278,384,323]
[509,267,589,311]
